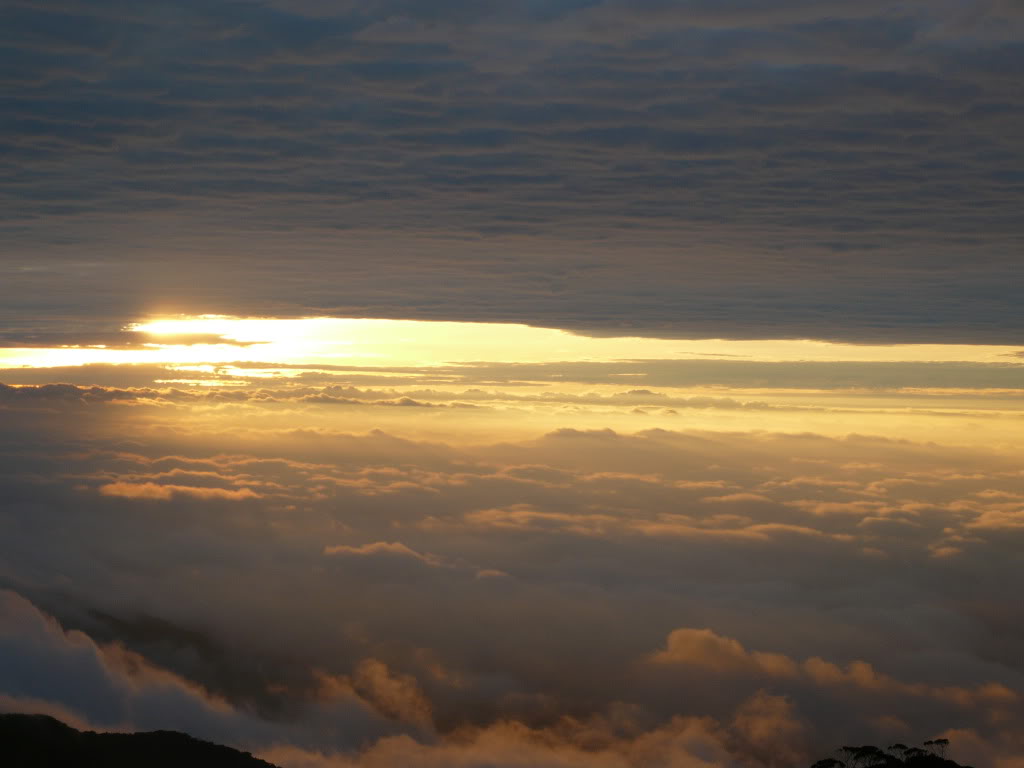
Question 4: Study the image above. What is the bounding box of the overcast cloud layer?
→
[2,0,1023,341]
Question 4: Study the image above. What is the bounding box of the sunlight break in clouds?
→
[2,314,1022,447]
[1,315,1021,370]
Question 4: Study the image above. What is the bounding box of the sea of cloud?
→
[2,379,1023,766]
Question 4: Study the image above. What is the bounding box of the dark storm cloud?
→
[1,0,1022,342]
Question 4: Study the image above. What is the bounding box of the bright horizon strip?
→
[0,314,1022,370]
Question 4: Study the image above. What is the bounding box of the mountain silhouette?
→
[1,713,979,768]
[0,713,280,768]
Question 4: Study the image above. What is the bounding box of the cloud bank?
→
[2,382,1024,765]
[1,0,1022,342]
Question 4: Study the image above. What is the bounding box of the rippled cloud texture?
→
[2,0,1023,341]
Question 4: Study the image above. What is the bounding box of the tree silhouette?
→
[808,738,971,768]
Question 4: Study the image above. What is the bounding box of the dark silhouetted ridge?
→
[810,740,974,768]
[0,713,280,768]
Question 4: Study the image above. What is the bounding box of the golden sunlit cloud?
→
[1,315,1021,452]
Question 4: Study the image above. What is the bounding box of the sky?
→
[1,2,1024,767]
